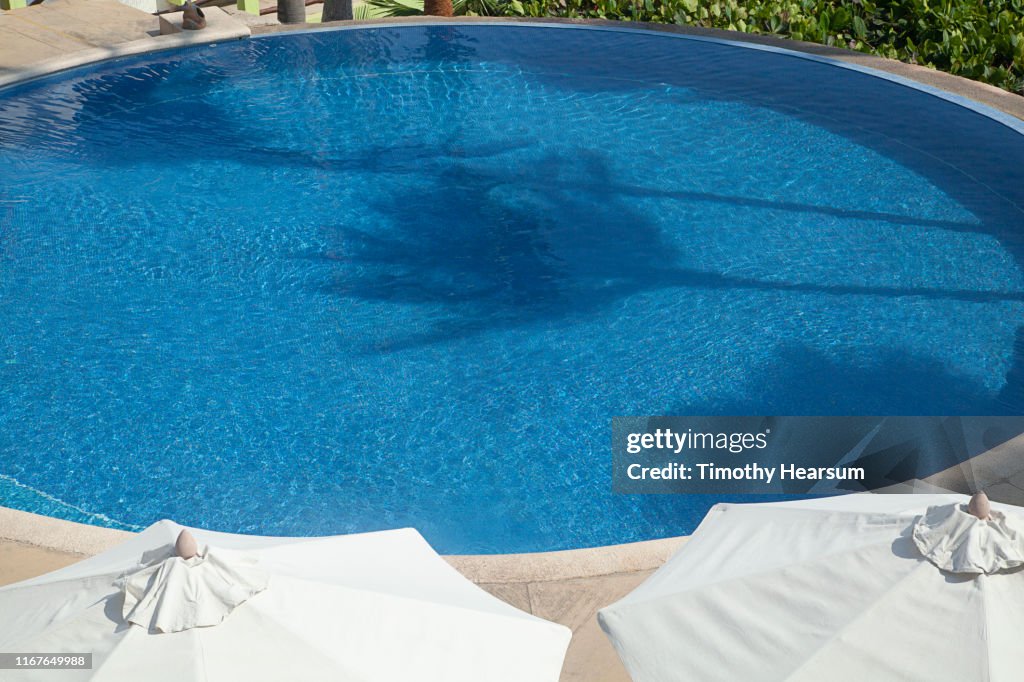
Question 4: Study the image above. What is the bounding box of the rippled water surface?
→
[1,25,1023,552]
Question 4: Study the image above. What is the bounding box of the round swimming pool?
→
[1,24,1023,553]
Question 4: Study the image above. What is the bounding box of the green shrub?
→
[368,0,1024,94]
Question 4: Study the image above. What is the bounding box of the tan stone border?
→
[446,535,686,583]
[256,17,1024,123]
[0,506,132,557]
[3,14,1022,123]
[0,7,249,91]
[0,505,686,582]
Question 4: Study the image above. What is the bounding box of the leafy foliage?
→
[368,0,1024,94]
[363,0,513,16]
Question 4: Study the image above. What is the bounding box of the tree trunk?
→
[277,0,307,23]
[423,0,453,16]
[321,0,353,21]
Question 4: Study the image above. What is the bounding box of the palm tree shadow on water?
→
[314,148,669,351]
[311,142,1024,352]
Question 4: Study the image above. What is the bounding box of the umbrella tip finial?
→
[968,491,992,520]
[175,529,198,559]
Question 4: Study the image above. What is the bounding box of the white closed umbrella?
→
[0,522,570,681]
[599,493,1024,682]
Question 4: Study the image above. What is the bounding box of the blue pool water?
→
[1,25,1023,553]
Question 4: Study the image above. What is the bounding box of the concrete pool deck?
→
[0,505,685,681]
[0,0,249,89]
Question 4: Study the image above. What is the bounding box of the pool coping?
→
[0,505,687,583]
[0,5,250,91]
[259,17,1024,127]
[2,15,1022,126]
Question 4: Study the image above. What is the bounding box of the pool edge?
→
[0,11,249,92]
[2,17,1022,128]
[256,17,1024,127]
[0,505,688,582]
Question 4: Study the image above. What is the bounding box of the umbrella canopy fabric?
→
[120,545,269,633]
[599,494,1024,682]
[0,522,570,681]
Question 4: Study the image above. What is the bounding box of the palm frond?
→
[360,0,424,15]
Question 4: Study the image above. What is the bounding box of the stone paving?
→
[0,0,249,88]
[891,432,1024,505]
[0,0,158,74]
[477,571,651,681]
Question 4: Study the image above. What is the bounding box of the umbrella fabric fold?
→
[912,502,1024,574]
[600,494,1024,682]
[121,548,269,633]
[0,522,571,682]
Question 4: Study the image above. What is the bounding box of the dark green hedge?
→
[421,0,1024,94]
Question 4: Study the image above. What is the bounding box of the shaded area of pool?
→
[1,25,1023,552]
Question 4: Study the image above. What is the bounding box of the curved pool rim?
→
[0,504,685,578]
[3,20,1024,553]
[271,20,1024,134]
[4,17,1023,130]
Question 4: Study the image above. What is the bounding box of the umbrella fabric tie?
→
[121,547,269,633]
[912,502,1024,575]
